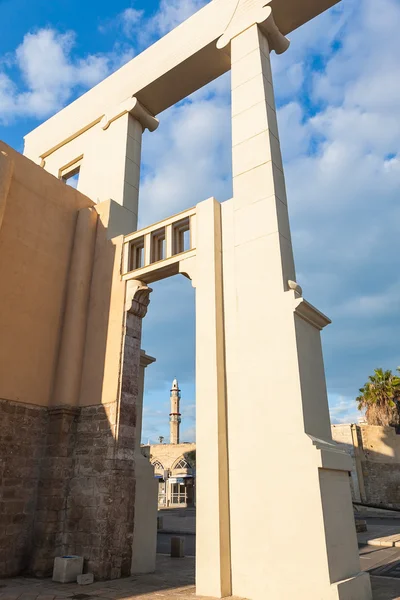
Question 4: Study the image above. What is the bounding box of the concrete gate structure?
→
[0,0,373,598]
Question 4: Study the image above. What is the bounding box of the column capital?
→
[100,97,159,132]
[217,1,289,54]
[125,279,152,318]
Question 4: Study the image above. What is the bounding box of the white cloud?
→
[336,283,400,318]
[111,0,207,49]
[139,83,232,226]
[329,395,364,424]
[120,7,144,37]
[0,28,130,124]
[150,0,207,36]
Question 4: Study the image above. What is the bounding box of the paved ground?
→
[0,556,241,600]
[157,533,195,556]
[3,514,400,599]
[360,517,400,599]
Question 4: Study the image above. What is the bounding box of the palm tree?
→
[357,368,400,426]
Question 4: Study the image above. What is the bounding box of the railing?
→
[122,206,196,283]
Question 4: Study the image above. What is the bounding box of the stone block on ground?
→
[77,572,94,585]
[171,536,185,558]
[53,555,83,583]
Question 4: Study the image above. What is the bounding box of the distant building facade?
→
[141,379,196,507]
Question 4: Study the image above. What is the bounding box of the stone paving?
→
[0,556,245,600]
[1,551,400,599]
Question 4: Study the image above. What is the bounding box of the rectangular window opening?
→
[172,218,190,255]
[59,156,83,189]
[130,237,145,270]
[62,167,80,188]
[151,228,166,263]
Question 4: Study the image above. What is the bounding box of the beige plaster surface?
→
[0,141,94,407]
[78,201,127,408]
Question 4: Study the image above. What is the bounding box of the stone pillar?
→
[61,281,153,579]
[211,14,372,600]
[195,198,231,598]
[77,98,159,236]
[131,349,158,575]
[52,206,98,407]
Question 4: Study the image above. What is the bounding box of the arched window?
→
[174,458,191,470]
[152,460,164,471]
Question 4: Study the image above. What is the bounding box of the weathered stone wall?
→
[28,401,137,579]
[0,398,47,577]
[30,406,80,576]
[29,292,145,579]
[331,423,400,508]
[63,401,136,579]
[359,425,400,509]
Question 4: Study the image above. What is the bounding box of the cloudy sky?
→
[1,0,399,442]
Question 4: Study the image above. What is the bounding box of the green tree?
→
[357,368,400,426]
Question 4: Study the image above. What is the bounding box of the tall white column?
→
[39,98,159,239]
[216,18,372,600]
[79,99,158,231]
[195,198,231,598]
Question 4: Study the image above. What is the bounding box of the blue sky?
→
[1,0,399,442]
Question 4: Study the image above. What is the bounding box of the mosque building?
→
[141,378,196,507]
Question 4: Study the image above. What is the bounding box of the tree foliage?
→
[357,368,400,426]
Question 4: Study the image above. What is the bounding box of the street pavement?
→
[157,532,196,556]
[3,512,400,599]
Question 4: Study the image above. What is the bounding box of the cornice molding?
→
[100,97,159,133]
[294,297,331,330]
[217,1,290,54]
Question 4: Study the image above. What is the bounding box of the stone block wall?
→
[361,462,400,508]
[30,406,80,576]
[332,423,400,509]
[27,401,137,580]
[28,292,146,580]
[359,425,400,509]
[63,402,136,579]
[0,398,47,577]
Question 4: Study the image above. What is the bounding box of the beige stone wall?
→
[0,142,94,407]
[358,424,400,462]
[332,423,400,508]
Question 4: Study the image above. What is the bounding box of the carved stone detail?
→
[125,279,152,318]
[101,97,159,132]
[217,1,290,54]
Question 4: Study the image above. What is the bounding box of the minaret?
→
[169,378,181,444]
